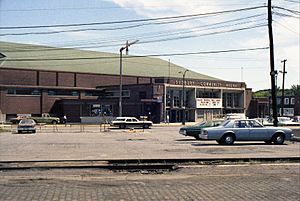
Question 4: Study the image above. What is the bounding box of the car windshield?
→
[219,120,231,127]
[194,121,207,127]
[19,119,34,124]
[116,118,126,121]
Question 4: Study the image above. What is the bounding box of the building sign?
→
[196,98,222,108]
[173,79,243,88]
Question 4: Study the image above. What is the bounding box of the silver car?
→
[17,119,36,134]
[199,119,294,145]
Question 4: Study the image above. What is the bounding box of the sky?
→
[0,0,299,91]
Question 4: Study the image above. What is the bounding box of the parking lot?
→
[0,125,299,161]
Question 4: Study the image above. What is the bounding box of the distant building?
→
[247,94,298,118]
[0,41,251,123]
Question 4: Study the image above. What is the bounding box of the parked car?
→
[179,119,224,140]
[292,116,300,123]
[17,119,36,134]
[10,113,60,124]
[110,117,153,129]
[199,119,294,145]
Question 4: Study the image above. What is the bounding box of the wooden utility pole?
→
[268,0,278,126]
[280,59,287,116]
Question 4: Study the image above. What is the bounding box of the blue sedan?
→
[199,119,294,145]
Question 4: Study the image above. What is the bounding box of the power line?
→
[6,47,268,62]
[273,11,300,18]
[0,6,266,30]
[0,3,264,12]
[284,0,300,3]
[2,15,266,53]
[273,6,300,15]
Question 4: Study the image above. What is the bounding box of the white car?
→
[110,117,153,129]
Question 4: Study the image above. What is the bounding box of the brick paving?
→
[0,164,299,201]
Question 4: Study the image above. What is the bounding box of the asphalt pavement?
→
[0,125,299,162]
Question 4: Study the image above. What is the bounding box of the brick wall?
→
[0,69,37,85]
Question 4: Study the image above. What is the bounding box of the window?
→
[233,93,239,107]
[7,88,41,96]
[48,90,79,96]
[291,98,295,105]
[284,98,289,105]
[105,90,130,98]
[226,93,232,108]
[166,90,171,107]
[174,95,180,107]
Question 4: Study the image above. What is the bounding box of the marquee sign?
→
[196,98,222,108]
[173,79,243,88]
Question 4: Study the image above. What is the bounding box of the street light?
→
[179,69,189,125]
[119,40,139,117]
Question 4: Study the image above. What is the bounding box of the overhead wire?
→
[6,47,269,62]
[2,13,266,53]
[0,6,266,30]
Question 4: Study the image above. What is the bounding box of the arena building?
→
[0,41,252,123]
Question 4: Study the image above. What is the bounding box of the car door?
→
[126,118,133,127]
[232,120,250,140]
[247,120,269,140]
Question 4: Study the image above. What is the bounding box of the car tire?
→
[17,130,21,134]
[52,120,57,124]
[143,124,149,129]
[272,133,285,145]
[221,134,235,145]
[119,124,126,129]
[194,136,200,140]
[216,140,223,144]
[32,130,36,134]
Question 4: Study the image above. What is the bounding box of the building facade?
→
[0,67,250,123]
[0,41,251,123]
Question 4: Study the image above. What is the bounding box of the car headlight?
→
[179,129,187,135]
[201,130,208,135]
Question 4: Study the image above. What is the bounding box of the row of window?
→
[277,97,295,105]
[6,88,131,97]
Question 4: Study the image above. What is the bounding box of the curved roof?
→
[0,41,220,80]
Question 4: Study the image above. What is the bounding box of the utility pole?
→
[268,0,278,126]
[119,40,139,117]
[179,69,189,125]
[280,59,287,116]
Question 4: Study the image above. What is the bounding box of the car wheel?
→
[52,120,57,124]
[18,130,21,134]
[221,134,235,145]
[119,124,126,129]
[194,136,200,140]
[143,124,149,129]
[32,130,36,134]
[272,133,285,145]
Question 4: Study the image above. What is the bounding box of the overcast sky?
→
[0,0,299,91]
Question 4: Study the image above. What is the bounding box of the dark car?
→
[17,119,36,134]
[179,119,224,140]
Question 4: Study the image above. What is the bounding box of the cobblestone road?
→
[1,163,299,201]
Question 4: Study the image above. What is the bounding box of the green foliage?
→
[291,85,300,95]
[254,85,299,97]
[253,89,270,98]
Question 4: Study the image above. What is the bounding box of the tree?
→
[291,85,300,95]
